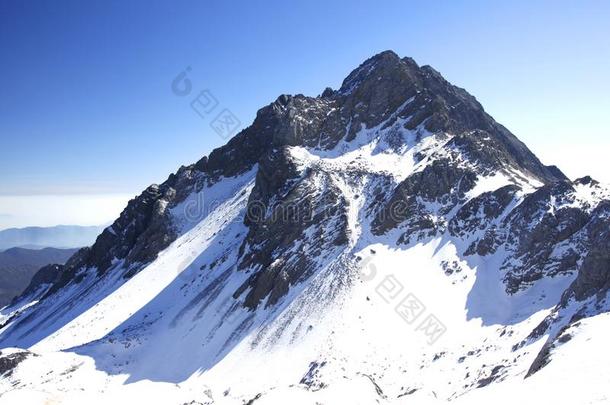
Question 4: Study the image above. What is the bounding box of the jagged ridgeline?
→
[1,51,608,404]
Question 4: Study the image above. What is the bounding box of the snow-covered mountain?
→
[1,51,609,404]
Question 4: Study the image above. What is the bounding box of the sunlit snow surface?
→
[0,123,608,404]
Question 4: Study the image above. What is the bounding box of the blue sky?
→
[1,1,609,229]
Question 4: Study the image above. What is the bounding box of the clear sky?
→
[1,0,609,229]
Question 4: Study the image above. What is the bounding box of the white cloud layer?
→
[0,194,133,230]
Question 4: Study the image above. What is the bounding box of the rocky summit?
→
[1,51,609,404]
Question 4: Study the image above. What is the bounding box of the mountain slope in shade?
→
[0,51,609,404]
[0,247,79,307]
[0,225,105,251]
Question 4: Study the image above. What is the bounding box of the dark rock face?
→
[196,51,565,185]
[37,164,207,299]
[445,177,609,384]
[41,183,178,298]
[243,147,303,222]
[508,189,609,378]
[337,52,564,184]
[90,184,176,273]
[449,185,519,239]
[498,182,600,294]
[561,201,610,302]
[336,51,496,138]
[372,159,478,239]
[234,148,350,309]
[432,175,609,300]
[0,350,33,377]
[448,177,609,300]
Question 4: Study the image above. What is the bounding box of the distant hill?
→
[0,225,104,251]
[0,247,79,306]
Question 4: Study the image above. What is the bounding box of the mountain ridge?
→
[0,225,105,251]
[0,247,79,307]
[0,51,608,404]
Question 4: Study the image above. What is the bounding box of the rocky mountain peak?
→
[31,52,571,304]
[338,50,415,94]
[195,52,565,186]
